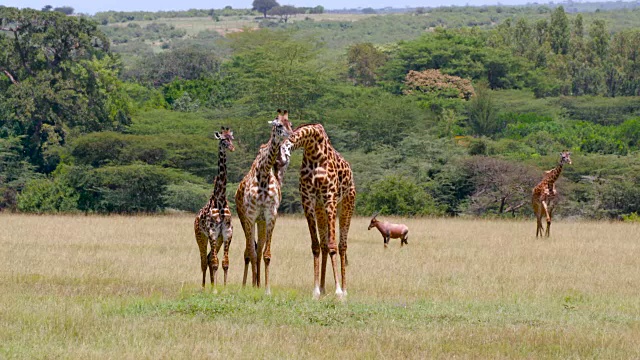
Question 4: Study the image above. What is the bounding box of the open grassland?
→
[108,13,377,36]
[1,214,639,359]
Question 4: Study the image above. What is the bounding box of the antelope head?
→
[368,211,380,230]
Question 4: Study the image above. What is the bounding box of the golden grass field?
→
[1,214,639,359]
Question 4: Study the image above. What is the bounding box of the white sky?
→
[3,0,540,15]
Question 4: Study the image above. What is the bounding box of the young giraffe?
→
[194,127,235,288]
[235,110,293,295]
[286,123,356,300]
[532,151,572,237]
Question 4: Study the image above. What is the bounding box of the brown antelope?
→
[367,212,409,248]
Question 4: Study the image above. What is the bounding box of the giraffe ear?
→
[214,132,222,139]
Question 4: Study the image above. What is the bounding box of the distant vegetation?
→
[1,3,640,220]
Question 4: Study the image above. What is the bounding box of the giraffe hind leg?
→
[195,226,209,289]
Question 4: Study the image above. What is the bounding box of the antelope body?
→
[368,214,409,248]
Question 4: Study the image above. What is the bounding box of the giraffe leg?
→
[263,216,277,296]
[546,205,554,237]
[301,195,321,299]
[195,220,208,289]
[215,233,224,288]
[338,194,354,298]
[324,199,343,300]
[533,201,543,237]
[316,205,329,295]
[208,227,222,290]
[256,220,267,288]
[221,222,232,286]
[542,200,551,237]
[240,219,258,287]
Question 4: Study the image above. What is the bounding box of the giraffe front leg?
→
[240,219,257,287]
[302,196,321,299]
[324,200,343,300]
[222,222,233,286]
[338,195,354,298]
[263,217,277,296]
[316,205,329,295]
[256,220,267,288]
[208,227,222,291]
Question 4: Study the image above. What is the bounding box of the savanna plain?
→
[1,214,639,359]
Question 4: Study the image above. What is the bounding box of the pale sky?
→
[2,0,535,15]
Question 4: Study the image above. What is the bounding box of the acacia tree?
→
[252,0,279,18]
[268,5,298,23]
[346,43,388,86]
[225,29,329,118]
[464,156,540,216]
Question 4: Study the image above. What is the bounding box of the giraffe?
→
[194,127,235,288]
[285,123,356,300]
[235,110,293,295]
[532,151,572,237]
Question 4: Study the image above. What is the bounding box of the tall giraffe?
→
[532,151,572,237]
[286,123,356,300]
[194,127,235,288]
[235,110,293,295]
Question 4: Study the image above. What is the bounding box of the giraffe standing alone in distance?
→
[532,151,572,237]
[235,110,293,295]
[194,127,235,288]
[285,123,356,300]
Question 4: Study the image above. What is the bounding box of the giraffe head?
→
[214,127,235,152]
[269,109,294,140]
[559,150,572,165]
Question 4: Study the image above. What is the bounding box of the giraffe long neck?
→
[213,144,228,208]
[257,131,282,182]
[545,163,564,185]
[288,124,327,156]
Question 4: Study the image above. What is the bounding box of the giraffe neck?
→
[213,144,228,208]
[257,130,282,183]
[288,124,328,156]
[545,162,564,185]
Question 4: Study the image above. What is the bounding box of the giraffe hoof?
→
[265,288,272,296]
[312,287,321,300]
[335,288,344,301]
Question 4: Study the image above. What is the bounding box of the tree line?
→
[1,5,639,220]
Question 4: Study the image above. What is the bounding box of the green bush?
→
[164,182,211,213]
[17,178,79,213]
[358,175,442,216]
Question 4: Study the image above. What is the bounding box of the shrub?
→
[358,175,442,216]
[17,178,79,213]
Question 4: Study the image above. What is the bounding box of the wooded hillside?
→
[1,4,639,220]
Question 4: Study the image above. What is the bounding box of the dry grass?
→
[108,13,378,36]
[1,214,639,359]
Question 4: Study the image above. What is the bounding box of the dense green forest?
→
[1,4,640,220]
